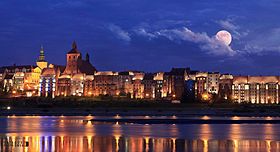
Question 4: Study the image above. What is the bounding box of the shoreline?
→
[89,118,280,124]
[1,107,280,117]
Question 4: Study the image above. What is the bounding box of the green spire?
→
[38,45,45,62]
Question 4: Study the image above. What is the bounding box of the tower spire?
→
[72,41,77,49]
[38,45,45,61]
[68,41,80,54]
[37,45,48,69]
[86,53,90,62]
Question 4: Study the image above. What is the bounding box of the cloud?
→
[244,27,280,54]
[134,28,157,40]
[218,20,239,31]
[217,19,249,40]
[108,24,131,42]
[135,27,236,56]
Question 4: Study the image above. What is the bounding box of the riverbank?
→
[1,106,280,117]
[89,118,280,124]
[1,97,280,116]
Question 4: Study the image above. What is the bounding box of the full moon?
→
[215,30,232,46]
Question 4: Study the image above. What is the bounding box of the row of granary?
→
[0,42,279,104]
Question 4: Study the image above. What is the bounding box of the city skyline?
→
[1,0,280,75]
[0,42,280,76]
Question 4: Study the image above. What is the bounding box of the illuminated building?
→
[163,68,190,100]
[0,47,48,96]
[3,74,14,92]
[117,71,134,96]
[84,75,94,96]
[0,65,41,96]
[132,72,145,99]
[13,72,25,91]
[207,72,220,94]
[39,64,65,98]
[154,72,164,99]
[194,72,208,99]
[92,71,119,96]
[23,66,41,95]
[232,76,279,104]
[142,73,156,99]
[189,71,224,100]
[57,41,97,96]
[218,74,233,100]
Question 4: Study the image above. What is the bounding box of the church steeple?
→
[36,45,48,70]
[68,41,80,54]
[38,45,45,62]
[86,53,90,62]
[72,41,77,49]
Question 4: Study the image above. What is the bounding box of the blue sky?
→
[0,0,280,75]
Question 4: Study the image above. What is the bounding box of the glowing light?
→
[232,116,240,120]
[115,135,120,152]
[7,106,11,110]
[201,115,210,120]
[202,93,209,101]
[26,92,33,97]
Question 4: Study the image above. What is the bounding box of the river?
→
[0,116,280,152]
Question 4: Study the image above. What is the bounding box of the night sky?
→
[0,0,280,75]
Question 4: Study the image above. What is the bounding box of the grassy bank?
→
[1,96,280,109]
[0,97,280,116]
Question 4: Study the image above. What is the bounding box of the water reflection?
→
[1,116,280,151]
[2,136,280,152]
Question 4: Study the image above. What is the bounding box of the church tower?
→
[63,41,82,75]
[36,46,48,70]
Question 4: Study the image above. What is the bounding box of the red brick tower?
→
[63,41,82,75]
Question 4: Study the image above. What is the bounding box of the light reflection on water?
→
[1,116,280,151]
[1,136,280,152]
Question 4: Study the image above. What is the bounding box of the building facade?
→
[39,64,65,98]
[218,74,233,100]
[232,76,279,104]
[57,41,97,97]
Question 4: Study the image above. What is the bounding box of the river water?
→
[1,116,280,152]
